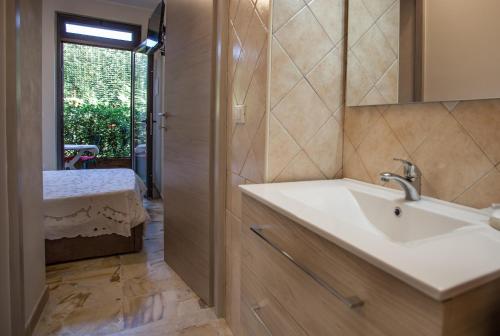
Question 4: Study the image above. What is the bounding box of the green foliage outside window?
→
[63,43,147,158]
[63,102,131,158]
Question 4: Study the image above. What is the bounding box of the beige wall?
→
[41,0,150,170]
[226,0,269,332]
[269,0,344,182]
[346,0,399,106]
[225,0,345,333]
[344,100,500,209]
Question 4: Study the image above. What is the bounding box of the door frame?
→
[213,0,229,317]
[55,13,141,170]
[131,51,155,197]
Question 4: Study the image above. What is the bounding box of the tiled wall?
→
[226,0,269,333]
[344,100,500,209]
[346,0,399,106]
[268,0,345,182]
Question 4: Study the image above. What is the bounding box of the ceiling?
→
[100,0,160,10]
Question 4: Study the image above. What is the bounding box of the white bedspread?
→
[43,169,150,240]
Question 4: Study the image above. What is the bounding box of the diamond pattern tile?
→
[273,79,331,148]
[347,0,399,106]
[275,6,333,74]
[272,0,306,32]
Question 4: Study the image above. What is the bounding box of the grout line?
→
[348,52,376,105]
[305,0,339,47]
[268,115,302,181]
[452,166,493,204]
[269,37,302,109]
[348,109,383,150]
[378,112,412,160]
[273,1,307,35]
[451,111,497,167]
[349,0,397,50]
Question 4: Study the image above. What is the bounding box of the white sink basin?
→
[240,179,500,300]
[282,185,474,244]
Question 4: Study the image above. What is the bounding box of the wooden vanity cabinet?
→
[240,195,500,336]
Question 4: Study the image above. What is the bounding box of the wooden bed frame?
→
[45,224,144,265]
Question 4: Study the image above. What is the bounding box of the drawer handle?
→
[250,224,364,309]
[251,305,273,336]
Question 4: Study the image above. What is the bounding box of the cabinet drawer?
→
[242,195,442,336]
[241,262,306,336]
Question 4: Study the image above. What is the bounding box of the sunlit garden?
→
[63,43,148,158]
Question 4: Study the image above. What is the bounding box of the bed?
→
[43,168,150,264]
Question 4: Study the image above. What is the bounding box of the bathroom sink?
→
[240,179,500,300]
[280,184,474,244]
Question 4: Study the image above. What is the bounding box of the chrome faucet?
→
[380,159,422,201]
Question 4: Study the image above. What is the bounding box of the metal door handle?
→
[250,224,364,309]
[251,305,273,335]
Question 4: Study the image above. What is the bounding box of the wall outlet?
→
[233,105,246,124]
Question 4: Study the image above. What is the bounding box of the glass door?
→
[132,52,153,195]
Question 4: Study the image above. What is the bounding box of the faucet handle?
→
[393,158,421,178]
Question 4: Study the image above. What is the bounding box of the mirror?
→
[346,0,500,106]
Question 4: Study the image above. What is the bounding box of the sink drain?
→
[394,207,402,217]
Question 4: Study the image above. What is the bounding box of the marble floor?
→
[34,199,232,336]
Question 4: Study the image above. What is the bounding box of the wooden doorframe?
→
[212,0,229,317]
[3,0,26,334]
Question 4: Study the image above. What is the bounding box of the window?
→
[65,23,133,42]
[57,13,141,50]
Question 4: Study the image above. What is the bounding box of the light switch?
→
[233,105,246,124]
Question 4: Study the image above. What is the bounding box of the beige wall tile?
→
[305,117,343,178]
[230,0,241,20]
[346,51,374,105]
[251,116,268,181]
[357,116,409,183]
[360,87,386,106]
[455,167,500,209]
[412,113,494,201]
[233,0,254,43]
[306,46,344,113]
[231,124,252,174]
[344,106,382,148]
[242,48,267,141]
[442,101,460,112]
[347,0,374,48]
[382,102,449,153]
[229,24,243,81]
[272,0,306,32]
[241,148,264,182]
[361,0,396,20]
[308,0,345,45]
[233,10,267,104]
[270,38,302,108]
[451,99,500,165]
[376,1,399,53]
[268,115,302,181]
[273,79,331,147]
[228,173,246,218]
[275,151,325,181]
[275,7,333,74]
[343,134,356,163]
[343,150,372,183]
[375,60,398,104]
[255,0,271,28]
[351,24,396,84]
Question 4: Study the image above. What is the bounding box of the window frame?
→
[57,13,142,50]
[56,13,142,169]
